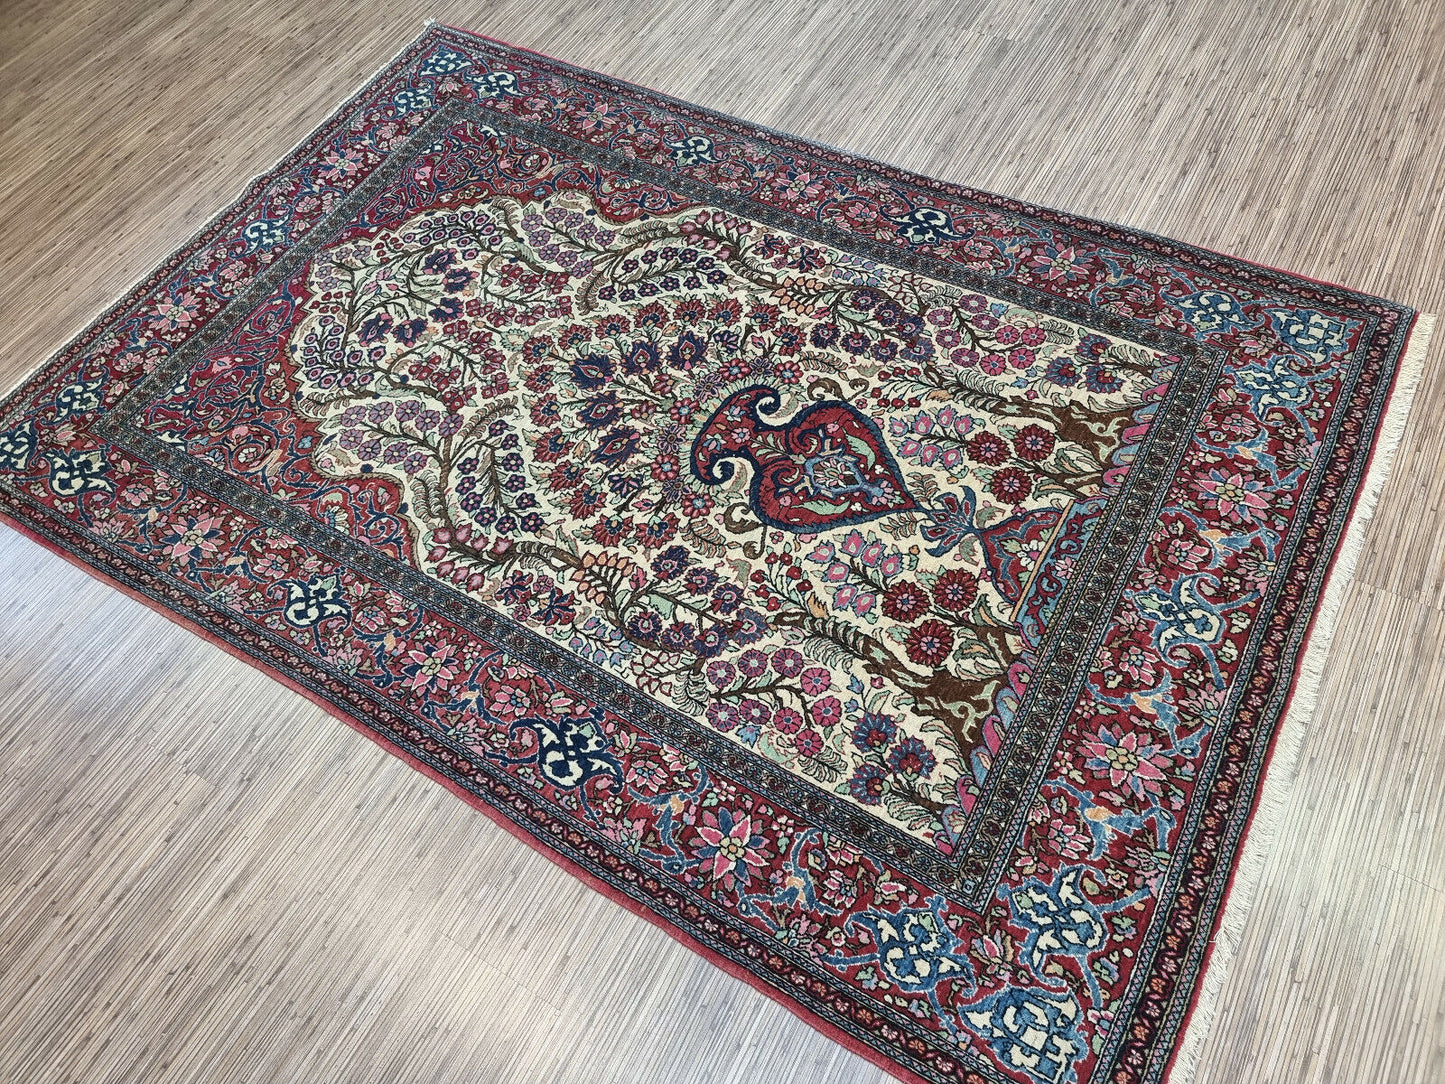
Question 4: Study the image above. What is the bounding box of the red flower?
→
[1144,514,1212,577]
[679,490,714,518]
[793,729,824,757]
[569,486,605,519]
[989,467,1032,504]
[882,580,930,622]
[904,619,955,667]
[590,515,633,547]
[1012,424,1055,462]
[967,431,1010,466]
[932,569,979,611]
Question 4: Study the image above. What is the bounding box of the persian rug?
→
[0,24,1431,1084]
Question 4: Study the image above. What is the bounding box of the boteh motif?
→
[251,187,1165,847]
[0,28,1419,1084]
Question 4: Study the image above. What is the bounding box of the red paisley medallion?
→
[690,385,919,532]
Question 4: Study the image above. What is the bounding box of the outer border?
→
[0,21,1430,1084]
[1162,312,1435,1083]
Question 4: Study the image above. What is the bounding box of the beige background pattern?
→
[1,2,1443,1082]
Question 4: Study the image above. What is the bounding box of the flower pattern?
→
[203,181,1164,844]
[0,28,1417,1084]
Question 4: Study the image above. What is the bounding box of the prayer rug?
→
[0,24,1431,1084]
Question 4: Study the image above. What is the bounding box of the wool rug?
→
[0,24,1431,1084]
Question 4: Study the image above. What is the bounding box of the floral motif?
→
[0,28,1415,1084]
[242,182,1167,844]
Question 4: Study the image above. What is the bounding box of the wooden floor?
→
[2,1,1444,1081]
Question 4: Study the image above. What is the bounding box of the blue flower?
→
[888,737,936,778]
[1084,363,1124,393]
[731,608,768,645]
[419,47,472,77]
[391,87,433,114]
[591,426,641,467]
[469,70,520,99]
[711,582,743,614]
[570,353,614,390]
[1268,306,1351,364]
[650,545,691,581]
[848,763,888,804]
[577,392,621,430]
[0,421,37,472]
[1043,354,1080,388]
[963,987,1083,1084]
[852,711,897,750]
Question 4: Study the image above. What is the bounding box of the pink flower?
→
[160,513,224,564]
[799,667,832,695]
[150,292,199,331]
[1080,726,1172,797]
[695,809,768,889]
[481,665,540,721]
[1026,243,1091,282]
[318,147,363,179]
[403,641,460,692]
[1194,468,1269,523]
[1040,813,1089,859]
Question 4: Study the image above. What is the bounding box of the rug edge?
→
[1163,309,1437,1084]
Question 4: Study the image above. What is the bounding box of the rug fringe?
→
[1166,311,1436,1084]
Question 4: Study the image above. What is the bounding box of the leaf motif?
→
[576,269,611,315]
[801,746,846,783]
[413,472,448,525]
[906,471,940,503]
[799,634,855,670]
[683,519,729,558]
[879,513,919,541]
[620,220,676,244]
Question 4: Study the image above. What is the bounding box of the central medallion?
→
[691,385,919,532]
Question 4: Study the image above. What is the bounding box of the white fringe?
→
[1166,311,1436,1083]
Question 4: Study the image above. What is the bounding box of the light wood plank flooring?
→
[1,1,1443,1081]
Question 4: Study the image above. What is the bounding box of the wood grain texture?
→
[2,2,1443,1082]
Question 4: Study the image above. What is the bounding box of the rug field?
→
[0,25,1430,1084]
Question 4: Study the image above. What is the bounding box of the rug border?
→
[1162,310,1436,1084]
[0,21,1431,1084]
[433,21,1415,309]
